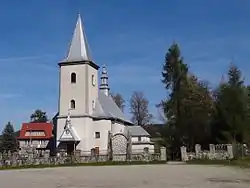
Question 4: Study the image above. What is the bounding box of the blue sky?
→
[0,0,250,130]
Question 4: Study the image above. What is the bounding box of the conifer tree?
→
[0,122,18,153]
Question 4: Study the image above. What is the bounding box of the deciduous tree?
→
[129,91,152,125]
[111,92,125,112]
[30,109,48,123]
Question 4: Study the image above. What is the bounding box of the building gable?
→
[59,128,75,141]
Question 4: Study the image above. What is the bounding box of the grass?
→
[0,160,167,171]
[186,157,250,168]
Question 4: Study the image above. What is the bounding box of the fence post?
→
[180,146,187,161]
[209,144,215,160]
[195,144,201,159]
[160,147,166,161]
[227,144,234,159]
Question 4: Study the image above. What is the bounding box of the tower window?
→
[71,73,76,83]
[95,132,100,138]
[92,100,95,110]
[92,75,95,86]
[70,100,75,109]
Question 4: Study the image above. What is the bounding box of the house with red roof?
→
[17,122,53,152]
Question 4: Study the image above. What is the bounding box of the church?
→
[54,14,154,156]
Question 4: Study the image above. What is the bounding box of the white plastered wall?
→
[111,122,125,134]
[92,119,112,154]
[131,143,154,154]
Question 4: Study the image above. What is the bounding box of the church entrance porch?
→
[58,141,79,155]
[57,110,81,155]
[65,141,75,155]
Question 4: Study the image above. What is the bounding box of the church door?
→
[66,142,74,155]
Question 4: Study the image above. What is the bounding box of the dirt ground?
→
[0,164,250,188]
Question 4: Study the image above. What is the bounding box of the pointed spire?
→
[100,65,110,96]
[62,14,91,62]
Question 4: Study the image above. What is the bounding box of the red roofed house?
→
[17,122,53,152]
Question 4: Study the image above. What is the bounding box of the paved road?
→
[0,164,250,188]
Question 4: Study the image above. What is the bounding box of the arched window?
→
[144,147,149,154]
[70,100,75,109]
[92,75,96,86]
[92,100,95,110]
[71,73,76,83]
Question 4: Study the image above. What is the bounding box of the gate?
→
[111,133,128,161]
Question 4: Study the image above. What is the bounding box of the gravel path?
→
[0,164,249,188]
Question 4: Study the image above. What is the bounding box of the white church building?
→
[54,14,154,156]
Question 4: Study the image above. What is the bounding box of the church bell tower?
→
[58,14,99,117]
[56,14,99,150]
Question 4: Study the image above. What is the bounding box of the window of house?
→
[92,100,95,110]
[95,132,100,139]
[92,75,95,86]
[138,136,141,142]
[25,131,45,137]
[71,73,76,83]
[91,148,95,157]
[144,147,149,154]
[70,99,76,109]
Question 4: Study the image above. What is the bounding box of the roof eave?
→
[58,138,81,142]
[92,116,133,125]
[131,134,150,137]
[58,60,99,70]
[132,142,154,145]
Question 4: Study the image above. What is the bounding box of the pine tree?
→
[161,43,188,144]
[160,43,190,159]
[213,65,247,144]
[0,122,18,153]
[160,43,215,157]
[244,86,250,144]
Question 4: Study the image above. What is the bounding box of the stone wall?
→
[0,147,166,168]
[180,144,234,161]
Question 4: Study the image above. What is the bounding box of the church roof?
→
[125,126,150,137]
[92,91,133,125]
[62,14,91,63]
